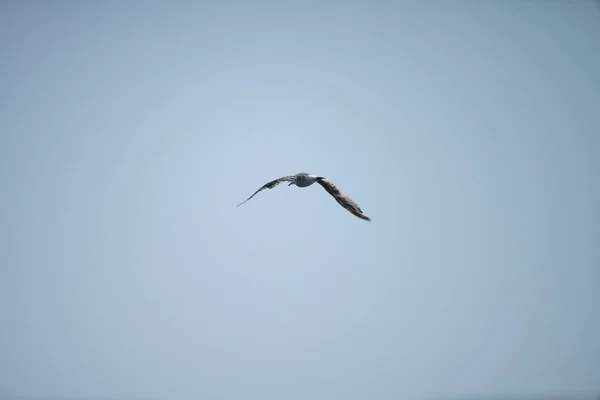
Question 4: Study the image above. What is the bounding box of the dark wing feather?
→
[317,178,371,221]
[236,175,296,207]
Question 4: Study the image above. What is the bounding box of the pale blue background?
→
[1,1,599,400]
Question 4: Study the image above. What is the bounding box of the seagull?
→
[236,172,371,221]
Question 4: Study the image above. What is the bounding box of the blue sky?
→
[1,2,599,400]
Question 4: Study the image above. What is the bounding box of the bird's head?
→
[290,174,304,186]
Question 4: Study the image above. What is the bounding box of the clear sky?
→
[1,1,599,400]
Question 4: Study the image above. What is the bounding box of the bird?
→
[236,172,371,221]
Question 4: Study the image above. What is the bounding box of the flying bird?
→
[236,172,371,221]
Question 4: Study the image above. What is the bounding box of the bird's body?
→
[292,172,320,187]
[236,172,371,221]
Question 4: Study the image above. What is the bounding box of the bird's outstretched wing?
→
[317,178,371,221]
[236,175,296,207]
